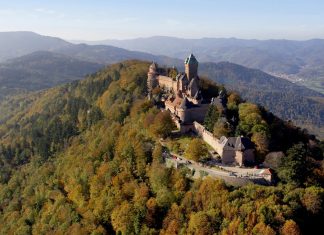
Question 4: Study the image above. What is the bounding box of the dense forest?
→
[0,61,323,234]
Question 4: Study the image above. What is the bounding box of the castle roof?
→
[185,53,198,65]
[256,168,274,176]
[176,73,187,81]
[149,62,157,71]
[189,77,198,88]
[193,90,202,100]
[220,136,254,151]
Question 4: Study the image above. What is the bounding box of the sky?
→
[0,0,323,41]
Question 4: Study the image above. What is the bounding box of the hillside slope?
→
[0,51,104,91]
[0,61,323,234]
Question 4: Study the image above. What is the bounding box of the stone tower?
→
[184,53,198,81]
[147,62,158,98]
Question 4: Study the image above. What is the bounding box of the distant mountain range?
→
[0,31,70,62]
[0,32,181,66]
[78,36,324,94]
[0,31,323,138]
[0,32,182,98]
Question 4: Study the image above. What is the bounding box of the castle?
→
[147,54,255,166]
[147,54,210,132]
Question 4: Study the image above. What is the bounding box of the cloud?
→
[34,8,65,19]
[34,8,56,15]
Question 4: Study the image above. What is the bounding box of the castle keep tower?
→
[185,53,198,81]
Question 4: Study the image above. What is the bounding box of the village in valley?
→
[147,54,274,185]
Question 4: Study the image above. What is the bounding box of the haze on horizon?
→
[0,0,324,41]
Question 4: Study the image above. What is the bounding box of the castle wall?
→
[192,121,251,166]
[157,75,177,92]
[193,122,225,155]
[185,104,209,123]
[177,109,187,122]
[235,151,244,166]
[165,102,176,113]
[222,150,236,165]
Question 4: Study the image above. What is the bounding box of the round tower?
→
[147,62,158,96]
[177,98,188,122]
[184,54,198,81]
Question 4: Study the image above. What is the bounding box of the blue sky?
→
[0,0,323,40]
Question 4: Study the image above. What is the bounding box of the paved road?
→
[164,151,268,186]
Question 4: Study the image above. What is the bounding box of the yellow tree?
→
[111,201,134,234]
[252,222,276,235]
[281,220,301,235]
[188,211,214,235]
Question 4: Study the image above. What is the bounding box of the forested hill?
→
[0,51,104,91]
[0,32,181,100]
[0,61,323,234]
[200,62,324,138]
[0,31,70,62]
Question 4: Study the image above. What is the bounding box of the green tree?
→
[278,143,309,185]
[150,111,175,138]
[213,119,232,138]
[252,132,269,156]
[204,105,220,132]
[227,92,242,110]
[185,139,208,162]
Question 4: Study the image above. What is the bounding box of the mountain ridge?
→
[0,31,323,137]
[0,51,104,91]
[81,35,324,94]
